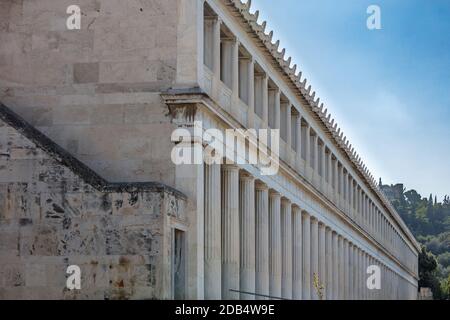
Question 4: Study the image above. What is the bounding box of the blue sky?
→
[251,0,450,199]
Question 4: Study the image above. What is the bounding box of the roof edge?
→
[224,0,420,251]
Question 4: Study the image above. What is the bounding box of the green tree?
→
[418,246,443,299]
[441,274,450,300]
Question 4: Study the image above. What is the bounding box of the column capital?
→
[301,210,310,218]
[269,189,281,198]
[240,56,254,63]
[240,171,255,181]
[281,197,291,205]
[221,163,240,172]
[255,180,268,191]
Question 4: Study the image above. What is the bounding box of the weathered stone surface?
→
[73,63,100,84]
[0,0,178,183]
[0,104,186,299]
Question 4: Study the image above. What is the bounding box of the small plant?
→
[313,273,325,300]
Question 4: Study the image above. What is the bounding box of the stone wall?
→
[0,0,180,185]
[0,104,186,299]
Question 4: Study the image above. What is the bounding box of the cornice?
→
[223,0,420,252]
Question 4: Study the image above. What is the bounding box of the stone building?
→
[379,180,405,205]
[0,0,419,299]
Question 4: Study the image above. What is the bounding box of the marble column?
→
[353,247,358,299]
[212,17,221,78]
[349,178,354,219]
[232,39,239,100]
[333,159,338,201]
[269,191,282,298]
[361,249,365,299]
[220,40,233,88]
[286,104,292,148]
[338,235,344,299]
[292,206,303,299]
[362,251,366,300]
[325,227,333,300]
[344,239,349,300]
[255,181,269,299]
[305,125,311,169]
[302,212,311,300]
[247,57,255,113]
[339,165,344,209]
[281,198,292,299]
[204,164,222,299]
[332,231,339,300]
[352,245,357,300]
[313,134,319,173]
[239,173,255,299]
[364,255,373,300]
[295,115,302,160]
[358,245,363,300]
[326,150,332,193]
[318,222,326,300]
[311,217,319,300]
[247,58,255,127]
[358,248,367,300]
[221,165,240,299]
[274,89,281,130]
[262,74,268,124]
[343,171,348,213]
[366,253,370,300]
[320,143,326,181]
[362,193,366,226]
[349,243,354,300]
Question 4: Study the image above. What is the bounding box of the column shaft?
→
[247,58,255,127]
[338,236,344,299]
[332,232,339,300]
[281,199,292,299]
[313,135,319,172]
[204,164,221,299]
[269,191,282,298]
[295,115,302,157]
[305,125,311,168]
[212,18,221,76]
[221,165,240,299]
[325,227,333,300]
[302,213,311,300]
[311,218,319,300]
[318,223,326,300]
[232,39,239,98]
[239,173,255,299]
[274,89,281,130]
[344,239,349,300]
[255,182,269,299]
[349,243,354,300]
[262,75,268,124]
[292,207,303,299]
